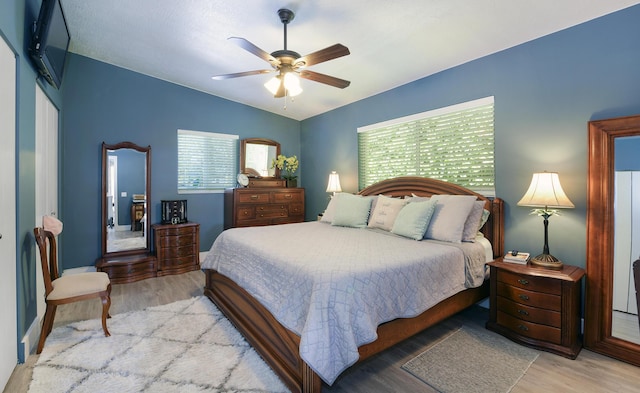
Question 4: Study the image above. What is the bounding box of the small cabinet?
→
[486,259,585,359]
[130,202,145,231]
[224,187,305,228]
[152,222,200,276]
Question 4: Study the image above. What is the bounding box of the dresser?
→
[486,259,585,359]
[224,187,305,228]
[152,222,200,276]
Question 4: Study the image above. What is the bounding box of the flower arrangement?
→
[271,154,299,181]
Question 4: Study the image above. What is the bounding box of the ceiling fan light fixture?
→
[284,72,302,97]
[264,75,281,95]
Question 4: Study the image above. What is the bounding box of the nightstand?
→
[486,259,585,359]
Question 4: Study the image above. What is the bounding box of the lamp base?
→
[529,253,563,270]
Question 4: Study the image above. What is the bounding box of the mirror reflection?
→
[613,135,640,345]
[102,142,151,256]
[240,138,280,178]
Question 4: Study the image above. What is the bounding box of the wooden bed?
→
[204,176,504,392]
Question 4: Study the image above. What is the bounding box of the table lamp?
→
[326,171,342,195]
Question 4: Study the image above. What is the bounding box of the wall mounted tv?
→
[29,0,70,89]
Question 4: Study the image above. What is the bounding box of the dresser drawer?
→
[289,203,304,216]
[238,192,271,204]
[158,255,196,269]
[497,311,562,345]
[155,225,196,237]
[155,233,196,247]
[497,296,561,327]
[272,191,303,203]
[496,282,561,311]
[158,244,196,259]
[497,269,561,295]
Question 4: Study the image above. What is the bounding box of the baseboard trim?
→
[21,316,41,361]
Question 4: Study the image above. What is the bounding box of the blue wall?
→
[60,54,301,269]
[5,0,640,365]
[301,5,640,270]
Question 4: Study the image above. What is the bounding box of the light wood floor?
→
[5,270,640,393]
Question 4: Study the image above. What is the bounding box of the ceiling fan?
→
[212,8,350,98]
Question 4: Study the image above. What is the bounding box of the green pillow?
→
[391,199,437,240]
[331,193,373,228]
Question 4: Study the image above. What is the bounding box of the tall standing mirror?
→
[240,138,280,178]
[101,141,151,257]
[586,115,640,367]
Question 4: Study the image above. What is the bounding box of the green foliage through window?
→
[357,97,495,195]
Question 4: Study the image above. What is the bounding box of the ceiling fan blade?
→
[299,70,350,89]
[228,37,279,66]
[295,44,350,68]
[212,69,272,80]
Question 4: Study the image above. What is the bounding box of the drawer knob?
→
[517,324,529,332]
[518,294,529,301]
[517,309,529,316]
[284,194,292,199]
[250,195,259,200]
[518,279,529,285]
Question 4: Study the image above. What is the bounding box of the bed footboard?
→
[204,269,322,393]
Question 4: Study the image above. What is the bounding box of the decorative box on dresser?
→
[152,222,200,276]
[225,185,305,229]
[486,259,585,359]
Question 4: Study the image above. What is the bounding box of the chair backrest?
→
[33,227,60,297]
[634,259,640,330]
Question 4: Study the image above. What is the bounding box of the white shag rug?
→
[28,296,289,393]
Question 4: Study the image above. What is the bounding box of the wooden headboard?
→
[358,176,504,258]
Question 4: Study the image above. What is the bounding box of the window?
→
[177,129,239,193]
[357,97,494,195]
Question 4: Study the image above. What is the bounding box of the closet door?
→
[35,85,59,321]
[0,36,17,389]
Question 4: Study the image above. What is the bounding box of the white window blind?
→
[178,129,239,193]
[357,97,495,195]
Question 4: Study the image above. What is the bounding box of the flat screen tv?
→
[29,0,70,89]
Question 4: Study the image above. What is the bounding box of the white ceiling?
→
[62,0,640,121]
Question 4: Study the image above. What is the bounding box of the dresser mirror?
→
[585,115,640,367]
[101,141,151,256]
[240,138,280,178]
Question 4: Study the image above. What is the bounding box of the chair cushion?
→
[48,272,110,301]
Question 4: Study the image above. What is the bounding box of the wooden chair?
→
[33,227,112,354]
[634,259,640,330]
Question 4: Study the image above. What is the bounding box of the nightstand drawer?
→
[497,311,562,345]
[497,269,561,295]
[156,233,196,247]
[497,282,561,311]
[497,296,561,327]
[159,244,196,259]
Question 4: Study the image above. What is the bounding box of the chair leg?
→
[37,304,57,354]
[101,295,111,337]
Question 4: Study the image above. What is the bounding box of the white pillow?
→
[331,193,373,228]
[462,201,486,242]
[368,195,406,231]
[320,196,336,223]
[424,195,477,243]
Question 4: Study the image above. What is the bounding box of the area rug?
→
[28,296,288,393]
[401,325,539,393]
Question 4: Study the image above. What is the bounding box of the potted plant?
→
[271,154,299,187]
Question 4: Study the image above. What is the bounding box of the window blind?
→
[358,97,495,195]
[177,129,239,193]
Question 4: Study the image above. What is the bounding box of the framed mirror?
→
[585,114,640,367]
[240,138,280,178]
[101,141,151,257]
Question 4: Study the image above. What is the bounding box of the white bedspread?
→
[201,221,488,385]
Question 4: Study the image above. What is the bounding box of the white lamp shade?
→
[326,171,342,193]
[264,76,281,95]
[517,172,575,208]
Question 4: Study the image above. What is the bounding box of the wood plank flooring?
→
[5,270,640,393]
